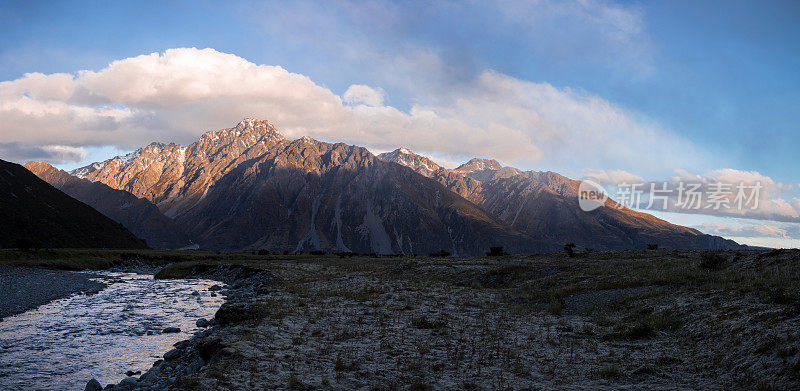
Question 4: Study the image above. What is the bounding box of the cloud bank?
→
[0,48,702,172]
[584,168,800,223]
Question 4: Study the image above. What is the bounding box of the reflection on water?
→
[0,272,224,390]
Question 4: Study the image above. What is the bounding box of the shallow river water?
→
[0,271,224,390]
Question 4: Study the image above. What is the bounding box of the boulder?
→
[113,377,138,390]
[196,318,210,327]
[84,378,102,391]
[162,327,181,333]
[214,302,263,325]
[164,348,181,361]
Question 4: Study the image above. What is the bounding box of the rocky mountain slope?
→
[24,161,190,249]
[0,159,147,249]
[66,119,555,254]
[59,119,739,253]
[378,148,741,250]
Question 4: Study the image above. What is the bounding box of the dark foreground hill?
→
[0,159,147,249]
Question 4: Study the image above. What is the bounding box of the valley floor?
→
[141,249,800,390]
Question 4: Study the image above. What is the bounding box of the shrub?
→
[257,249,270,255]
[411,316,447,329]
[768,287,791,305]
[647,243,659,250]
[548,297,564,316]
[429,250,450,257]
[595,364,620,379]
[310,250,326,255]
[564,243,576,258]
[486,246,507,256]
[699,252,727,270]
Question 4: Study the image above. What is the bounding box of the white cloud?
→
[1,47,700,177]
[583,169,645,185]
[695,222,800,240]
[589,167,800,223]
[0,143,86,164]
[343,85,386,106]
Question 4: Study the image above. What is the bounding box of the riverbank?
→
[0,265,105,319]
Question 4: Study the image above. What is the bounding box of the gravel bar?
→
[0,266,106,319]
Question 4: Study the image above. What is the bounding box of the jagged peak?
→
[455,158,503,172]
[377,147,442,176]
[199,118,283,143]
[236,117,272,130]
[23,160,53,170]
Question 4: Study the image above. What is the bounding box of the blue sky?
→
[1,0,798,247]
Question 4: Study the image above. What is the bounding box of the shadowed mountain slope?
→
[0,159,147,249]
[24,161,191,249]
[379,148,742,250]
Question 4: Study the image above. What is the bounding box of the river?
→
[0,271,224,390]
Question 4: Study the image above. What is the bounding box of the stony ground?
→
[0,265,105,319]
[139,249,800,390]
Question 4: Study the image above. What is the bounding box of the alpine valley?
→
[26,119,742,254]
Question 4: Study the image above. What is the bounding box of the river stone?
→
[113,377,138,390]
[164,348,181,360]
[84,378,102,391]
[196,318,210,327]
[162,327,181,333]
[208,284,223,291]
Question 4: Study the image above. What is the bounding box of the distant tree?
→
[257,249,270,255]
[647,244,659,250]
[310,250,326,256]
[564,243,576,258]
[429,250,451,257]
[486,246,507,257]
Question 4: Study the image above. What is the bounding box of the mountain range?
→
[23,118,741,254]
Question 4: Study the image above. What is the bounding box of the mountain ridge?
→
[52,118,741,253]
